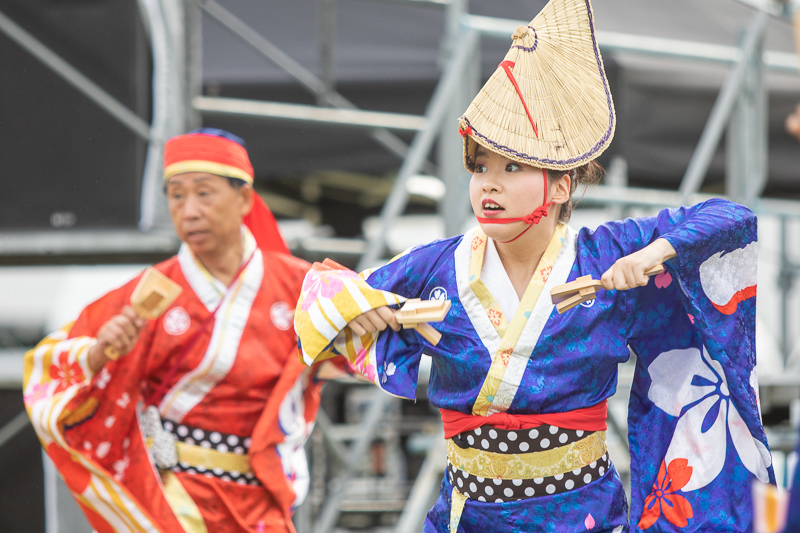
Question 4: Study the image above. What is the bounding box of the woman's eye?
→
[506,163,520,172]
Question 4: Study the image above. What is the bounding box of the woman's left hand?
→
[600,238,676,291]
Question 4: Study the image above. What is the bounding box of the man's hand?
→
[601,238,676,291]
[88,306,147,372]
[346,306,401,336]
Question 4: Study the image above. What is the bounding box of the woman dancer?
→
[296,0,773,530]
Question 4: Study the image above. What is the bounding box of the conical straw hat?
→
[460,0,615,171]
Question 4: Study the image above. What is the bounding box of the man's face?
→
[166,172,252,260]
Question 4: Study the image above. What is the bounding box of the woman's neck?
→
[494,221,558,299]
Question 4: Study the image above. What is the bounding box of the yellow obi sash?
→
[175,441,253,475]
[447,430,607,480]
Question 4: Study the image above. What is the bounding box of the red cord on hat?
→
[499,60,539,139]
[476,168,554,243]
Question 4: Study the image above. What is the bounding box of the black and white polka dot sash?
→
[163,420,260,486]
[451,424,589,453]
[446,424,609,502]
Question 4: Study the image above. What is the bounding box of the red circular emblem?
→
[163,307,191,336]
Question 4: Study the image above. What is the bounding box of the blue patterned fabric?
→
[322,199,773,531]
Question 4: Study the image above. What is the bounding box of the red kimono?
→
[24,230,320,532]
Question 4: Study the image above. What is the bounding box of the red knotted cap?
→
[164,130,254,184]
[164,129,289,254]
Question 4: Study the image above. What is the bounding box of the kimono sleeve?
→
[612,199,773,531]
[23,274,142,440]
[295,243,450,399]
[21,273,183,532]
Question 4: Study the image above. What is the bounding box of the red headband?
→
[164,133,254,184]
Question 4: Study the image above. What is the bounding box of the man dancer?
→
[24,129,320,532]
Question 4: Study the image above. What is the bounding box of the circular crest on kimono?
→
[429,286,448,301]
[270,301,294,331]
[163,307,191,336]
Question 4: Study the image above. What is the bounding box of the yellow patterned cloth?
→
[162,471,208,533]
[446,431,607,480]
[295,258,407,382]
[450,488,468,533]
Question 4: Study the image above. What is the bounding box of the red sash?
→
[440,400,607,440]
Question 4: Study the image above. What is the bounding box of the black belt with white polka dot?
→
[162,420,260,486]
[447,424,610,502]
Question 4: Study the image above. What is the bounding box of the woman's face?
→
[469,147,550,242]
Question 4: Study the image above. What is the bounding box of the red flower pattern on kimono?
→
[49,353,86,395]
[487,308,503,326]
[540,265,553,283]
[639,458,694,529]
[471,236,484,251]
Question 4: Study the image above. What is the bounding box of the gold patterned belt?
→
[446,429,607,480]
[175,441,253,475]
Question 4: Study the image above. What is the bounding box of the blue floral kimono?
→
[295,198,773,532]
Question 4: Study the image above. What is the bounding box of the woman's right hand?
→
[346,306,401,336]
[600,238,676,291]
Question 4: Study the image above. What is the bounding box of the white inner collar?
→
[481,238,520,319]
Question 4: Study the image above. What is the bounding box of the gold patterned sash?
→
[175,441,253,475]
[446,430,607,480]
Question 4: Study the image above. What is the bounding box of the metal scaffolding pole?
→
[438,0,477,238]
[726,20,768,205]
[312,391,394,533]
[318,0,337,106]
[138,0,200,232]
[393,429,445,533]
[0,411,28,451]
[678,11,767,203]
[194,95,427,131]
[358,28,479,270]
[200,0,437,175]
[779,217,794,367]
[465,12,797,72]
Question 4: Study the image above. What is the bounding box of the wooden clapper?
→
[394,298,451,346]
[549,265,665,314]
[104,267,183,360]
